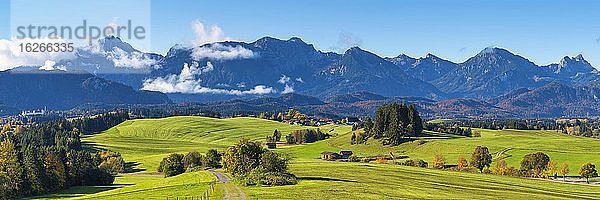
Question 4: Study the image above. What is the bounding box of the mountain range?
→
[0,68,171,110]
[2,36,600,118]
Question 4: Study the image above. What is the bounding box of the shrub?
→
[81,168,115,187]
[183,151,204,169]
[242,169,298,186]
[185,166,204,172]
[375,156,387,164]
[96,151,125,174]
[482,168,492,174]
[348,155,361,162]
[159,153,184,177]
[99,156,125,175]
[204,149,222,168]
[504,166,520,177]
[401,159,428,168]
[259,151,289,173]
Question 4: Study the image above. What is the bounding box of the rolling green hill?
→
[33,171,221,199]
[36,116,600,199]
[323,128,600,175]
[246,161,600,199]
[82,116,347,171]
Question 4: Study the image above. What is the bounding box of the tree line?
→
[455,118,600,139]
[0,118,123,199]
[558,119,600,139]
[352,103,423,146]
[69,111,130,134]
[158,149,222,177]
[423,123,477,137]
[258,109,306,122]
[457,119,559,130]
[284,129,330,144]
[410,146,598,184]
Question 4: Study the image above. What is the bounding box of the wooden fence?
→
[165,180,216,200]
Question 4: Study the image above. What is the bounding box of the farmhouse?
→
[340,150,353,159]
[321,150,354,160]
[320,151,339,160]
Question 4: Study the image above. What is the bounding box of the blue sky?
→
[2,0,600,68]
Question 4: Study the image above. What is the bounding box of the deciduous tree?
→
[545,160,558,179]
[520,152,550,178]
[432,154,445,169]
[559,163,569,181]
[470,146,492,173]
[579,162,598,184]
[204,149,222,168]
[457,156,468,171]
[259,151,289,173]
[0,140,24,198]
[159,153,184,177]
[183,151,203,169]
[493,159,508,175]
[223,140,264,177]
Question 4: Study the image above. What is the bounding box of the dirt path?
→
[208,169,247,200]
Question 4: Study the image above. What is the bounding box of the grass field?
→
[324,128,600,175]
[82,116,346,171]
[31,171,220,199]
[31,116,346,199]
[244,127,600,199]
[245,161,600,199]
[36,116,600,199]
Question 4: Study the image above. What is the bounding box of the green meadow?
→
[32,172,221,199]
[324,128,600,175]
[33,116,600,199]
[82,116,345,171]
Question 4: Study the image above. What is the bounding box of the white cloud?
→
[106,47,157,69]
[187,20,256,61]
[282,84,294,94]
[201,61,214,73]
[192,44,255,60]
[142,62,275,95]
[241,85,276,95]
[39,60,56,71]
[0,38,76,71]
[279,75,297,94]
[38,60,66,71]
[192,20,230,46]
[295,77,304,83]
[278,75,291,84]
